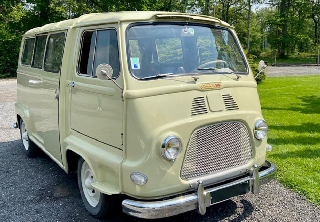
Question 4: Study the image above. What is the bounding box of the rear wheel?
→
[77,158,117,218]
[19,119,38,158]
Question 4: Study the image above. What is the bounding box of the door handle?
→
[54,88,59,100]
[68,81,75,87]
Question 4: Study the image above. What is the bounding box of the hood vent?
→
[222,94,239,110]
[191,97,208,116]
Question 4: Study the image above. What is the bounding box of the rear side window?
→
[44,32,66,73]
[78,29,120,78]
[32,35,47,68]
[21,38,35,65]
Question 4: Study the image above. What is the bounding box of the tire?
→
[19,118,38,158]
[77,158,118,219]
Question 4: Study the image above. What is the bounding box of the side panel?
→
[16,36,44,145]
[41,73,61,162]
[70,81,123,148]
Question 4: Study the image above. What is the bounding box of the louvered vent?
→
[222,94,239,110]
[191,97,208,116]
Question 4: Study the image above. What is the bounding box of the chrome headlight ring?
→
[254,119,268,140]
[161,135,182,161]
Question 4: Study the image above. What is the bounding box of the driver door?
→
[69,26,124,150]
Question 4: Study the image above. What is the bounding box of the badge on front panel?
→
[198,82,222,90]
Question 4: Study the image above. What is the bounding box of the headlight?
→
[254,119,268,140]
[161,135,182,161]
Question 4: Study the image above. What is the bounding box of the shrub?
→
[247,54,266,83]
[0,36,21,78]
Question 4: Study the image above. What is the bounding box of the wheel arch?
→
[66,149,81,173]
[17,114,22,129]
[64,143,121,195]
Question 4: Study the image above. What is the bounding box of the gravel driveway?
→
[266,65,320,77]
[1,79,320,221]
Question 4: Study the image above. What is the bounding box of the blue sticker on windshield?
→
[131,57,140,69]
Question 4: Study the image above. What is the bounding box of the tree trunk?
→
[225,2,230,23]
[247,0,251,53]
[312,17,319,45]
[204,0,210,15]
[279,0,289,58]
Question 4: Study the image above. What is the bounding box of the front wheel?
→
[19,119,38,158]
[77,158,117,218]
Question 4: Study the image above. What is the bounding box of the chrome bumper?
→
[122,160,276,219]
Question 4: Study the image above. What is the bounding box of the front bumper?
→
[122,160,276,219]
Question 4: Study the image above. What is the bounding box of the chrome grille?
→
[191,97,208,116]
[222,94,239,110]
[181,121,252,180]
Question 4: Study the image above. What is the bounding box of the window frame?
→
[21,37,36,67]
[125,22,249,81]
[43,31,67,73]
[76,28,121,79]
[31,34,48,69]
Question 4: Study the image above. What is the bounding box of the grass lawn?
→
[258,75,320,205]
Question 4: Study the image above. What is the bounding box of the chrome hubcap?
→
[81,161,100,207]
[20,122,29,151]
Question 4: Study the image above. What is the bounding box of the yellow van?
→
[14,11,275,219]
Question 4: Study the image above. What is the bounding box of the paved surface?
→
[266,65,320,77]
[1,79,320,221]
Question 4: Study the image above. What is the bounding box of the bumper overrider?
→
[122,160,276,219]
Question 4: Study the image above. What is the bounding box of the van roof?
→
[24,11,231,36]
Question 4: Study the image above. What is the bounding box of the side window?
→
[79,31,96,75]
[78,29,120,78]
[44,32,66,73]
[155,38,183,63]
[21,38,35,65]
[32,35,47,68]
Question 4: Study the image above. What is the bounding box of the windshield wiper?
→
[197,67,218,71]
[220,70,242,80]
[155,73,173,77]
[140,73,174,80]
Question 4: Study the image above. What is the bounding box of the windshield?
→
[126,23,248,80]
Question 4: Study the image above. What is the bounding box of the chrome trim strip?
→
[122,160,276,219]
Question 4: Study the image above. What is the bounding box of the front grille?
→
[181,121,252,180]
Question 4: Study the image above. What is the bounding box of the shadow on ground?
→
[263,95,320,114]
[0,139,255,222]
[269,147,320,160]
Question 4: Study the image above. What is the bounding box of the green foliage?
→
[0,1,26,78]
[1,0,320,77]
[258,75,320,205]
[156,38,183,63]
[247,54,265,83]
[0,36,21,78]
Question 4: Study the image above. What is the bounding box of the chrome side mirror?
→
[96,64,123,91]
[255,60,267,79]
